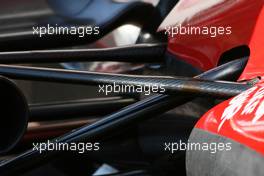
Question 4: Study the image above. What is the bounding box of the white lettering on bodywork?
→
[218,87,258,132]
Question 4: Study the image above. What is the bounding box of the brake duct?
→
[0,76,28,154]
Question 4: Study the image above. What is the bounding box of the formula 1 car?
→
[0,0,263,175]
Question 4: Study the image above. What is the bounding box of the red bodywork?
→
[162,0,263,72]
[197,6,264,155]
[161,0,264,155]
